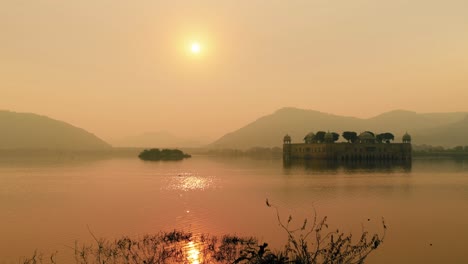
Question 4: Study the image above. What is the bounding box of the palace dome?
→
[359,131,375,140]
[283,134,291,141]
[359,131,376,143]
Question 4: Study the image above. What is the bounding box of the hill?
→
[412,116,468,147]
[210,108,468,149]
[0,110,111,150]
[111,131,208,148]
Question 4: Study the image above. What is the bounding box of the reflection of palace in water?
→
[283,131,412,162]
[283,158,412,173]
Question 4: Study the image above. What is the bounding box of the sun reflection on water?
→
[186,241,201,264]
[165,172,215,191]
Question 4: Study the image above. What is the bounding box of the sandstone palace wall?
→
[283,142,412,161]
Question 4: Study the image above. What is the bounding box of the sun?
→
[190,42,201,54]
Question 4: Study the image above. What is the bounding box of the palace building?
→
[283,131,412,162]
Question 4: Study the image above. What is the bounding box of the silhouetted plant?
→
[265,199,386,264]
[20,250,57,264]
[22,202,386,264]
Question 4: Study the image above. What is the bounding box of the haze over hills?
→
[0,110,111,150]
[111,131,208,148]
[413,116,468,147]
[3,108,468,151]
[210,107,468,149]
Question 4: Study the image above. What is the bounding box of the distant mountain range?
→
[111,131,208,148]
[210,107,468,149]
[2,108,467,151]
[0,110,111,150]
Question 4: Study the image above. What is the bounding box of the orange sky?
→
[1,0,467,142]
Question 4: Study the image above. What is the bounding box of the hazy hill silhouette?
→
[112,131,207,148]
[412,115,468,147]
[210,107,468,149]
[0,111,111,150]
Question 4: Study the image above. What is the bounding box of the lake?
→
[1,155,468,263]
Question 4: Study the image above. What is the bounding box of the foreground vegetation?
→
[22,202,386,264]
[138,148,191,161]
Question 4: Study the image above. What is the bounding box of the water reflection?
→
[165,172,215,191]
[283,159,412,174]
[2,156,468,263]
[412,158,468,173]
[185,241,201,264]
[0,149,139,168]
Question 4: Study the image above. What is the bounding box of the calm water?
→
[1,155,468,263]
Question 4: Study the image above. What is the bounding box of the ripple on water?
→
[163,172,218,191]
[185,241,201,264]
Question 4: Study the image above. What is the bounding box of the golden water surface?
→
[1,156,468,263]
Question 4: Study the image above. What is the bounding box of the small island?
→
[138,148,191,161]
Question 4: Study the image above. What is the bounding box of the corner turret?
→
[402,132,412,143]
[283,134,292,161]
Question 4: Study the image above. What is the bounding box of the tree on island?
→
[376,133,395,143]
[138,148,191,161]
[315,131,326,143]
[376,134,383,143]
[332,132,340,142]
[456,146,468,152]
[342,131,358,143]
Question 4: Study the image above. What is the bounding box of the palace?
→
[283,131,412,162]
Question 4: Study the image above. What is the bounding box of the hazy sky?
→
[1,0,467,142]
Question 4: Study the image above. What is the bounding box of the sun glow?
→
[190,42,201,54]
[178,32,214,60]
